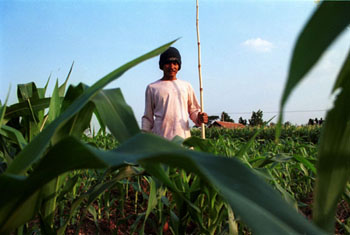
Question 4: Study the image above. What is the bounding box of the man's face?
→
[163,62,179,78]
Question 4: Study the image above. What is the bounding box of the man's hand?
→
[198,112,209,124]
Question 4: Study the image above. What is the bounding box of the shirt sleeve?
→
[188,84,201,126]
[142,85,154,132]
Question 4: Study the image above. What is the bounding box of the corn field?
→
[0,1,349,234]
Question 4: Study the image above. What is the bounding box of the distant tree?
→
[319,118,324,125]
[207,115,219,125]
[308,118,315,125]
[284,121,291,127]
[249,110,264,126]
[221,112,234,123]
[308,117,325,125]
[238,117,247,126]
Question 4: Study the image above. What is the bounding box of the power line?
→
[211,109,327,115]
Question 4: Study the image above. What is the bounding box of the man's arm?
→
[141,86,154,132]
[197,112,208,124]
[188,84,208,126]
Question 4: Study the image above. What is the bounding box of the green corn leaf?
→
[0,184,43,235]
[0,134,324,234]
[0,125,27,150]
[277,1,350,137]
[332,49,350,92]
[141,177,157,234]
[47,80,61,124]
[183,136,215,153]
[40,177,60,230]
[280,1,350,108]
[60,83,87,112]
[56,196,85,235]
[52,84,95,144]
[56,175,79,202]
[4,98,51,121]
[91,88,140,143]
[37,74,51,99]
[58,61,74,97]
[6,40,176,175]
[313,49,350,232]
[44,74,51,95]
[0,88,10,126]
[56,166,138,234]
[274,0,350,232]
[17,82,39,102]
[54,102,95,143]
[93,109,106,132]
[16,82,44,126]
[293,154,317,175]
[38,211,56,235]
[141,162,201,213]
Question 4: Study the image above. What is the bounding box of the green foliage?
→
[220,111,234,123]
[249,109,264,127]
[276,1,350,233]
[207,115,219,125]
[0,42,325,234]
[0,1,349,233]
[193,125,322,144]
[239,116,247,126]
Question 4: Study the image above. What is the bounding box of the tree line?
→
[207,110,324,127]
[208,110,264,127]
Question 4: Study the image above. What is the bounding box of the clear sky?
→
[1,0,349,127]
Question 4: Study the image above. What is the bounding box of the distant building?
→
[209,121,245,129]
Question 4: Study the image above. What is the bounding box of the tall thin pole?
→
[196,0,205,139]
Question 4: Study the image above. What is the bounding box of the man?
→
[142,47,208,140]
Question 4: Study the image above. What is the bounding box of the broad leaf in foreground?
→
[277,1,350,233]
[92,88,140,143]
[313,50,350,232]
[0,134,325,234]
[6,40,176,175]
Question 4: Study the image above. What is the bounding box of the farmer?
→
[142,47,208,140]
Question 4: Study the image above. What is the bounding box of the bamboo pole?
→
[196,0,205,139]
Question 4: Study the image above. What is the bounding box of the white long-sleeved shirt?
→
[142,79,201,140]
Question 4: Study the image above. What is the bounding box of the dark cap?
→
[159,47,181,70]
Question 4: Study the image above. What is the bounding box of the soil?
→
[299,193,350,235]
[64,178,173,235]
[26,181,350,234]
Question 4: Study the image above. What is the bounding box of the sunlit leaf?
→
[92,88,140,143]
[1,133,325,234]
[313,50,350,232]
[6,40,176,175]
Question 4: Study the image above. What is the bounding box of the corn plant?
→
[276,1,350,233]
[0,1,349,234]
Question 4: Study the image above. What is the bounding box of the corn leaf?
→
[17,82,39,103]
[0,89,10,126]
[279,1,350,109]
[277,1,350,135]
[6,40,176,175]
[91,88,140,143]
[4,98,51,121]
[47,80,61,124]
[53,84,95,143]
[0,134,325,234]
[275,0,350,233]
[313,50,350,232]
[0,125,27,150]
[58,61,74,97]
[141,177,157,234]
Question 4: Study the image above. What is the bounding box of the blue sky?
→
[1,0,349,127]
